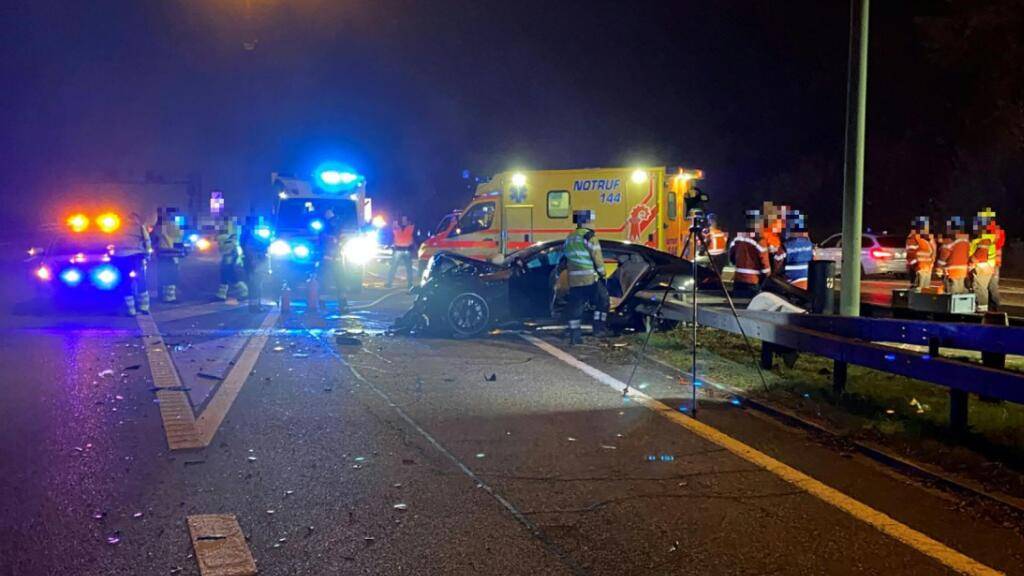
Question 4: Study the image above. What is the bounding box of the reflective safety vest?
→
[564,228,605,288]
[936,234,970,280]
[393,223,415,248]
[906,232,934,272]
[155,220,183,254]
[970,235,996,272]
[217,221,239,256]
[729,233,770,286]
[989,223,1005,268]
[781,234,813,288]
[707,228,728,256]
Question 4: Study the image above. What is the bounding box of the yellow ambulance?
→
[418,166,703,263]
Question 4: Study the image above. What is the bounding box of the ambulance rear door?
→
[661,173,682,255]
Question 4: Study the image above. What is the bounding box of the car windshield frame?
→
[276,197,358,231]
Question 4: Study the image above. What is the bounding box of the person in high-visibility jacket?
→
[564,210,607,345]
[970,213,999,312]
[780,210,814,289]
[705,213,729,272]
[729,209,770,296]
[761,202,785,274]
[982,209,1004,311]
[115,212,152,316]
[387,215,416,289]
[215,217,248,301]
[906,216,935,292]
[152,207,184,303]
[935,216,970,295]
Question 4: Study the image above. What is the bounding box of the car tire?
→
[446,291,490,338]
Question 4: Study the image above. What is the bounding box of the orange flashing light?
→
[67,213,90,233]
[96,212,121,233]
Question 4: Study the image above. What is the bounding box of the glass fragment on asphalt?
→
[393,503,408,511]
[99,369,115,378]
[106,532,121,545]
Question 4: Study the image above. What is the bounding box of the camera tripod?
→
[623,214,769,417]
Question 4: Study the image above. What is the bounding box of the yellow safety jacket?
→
[564,228,605,288]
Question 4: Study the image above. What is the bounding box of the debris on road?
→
[133,512,144,519]
[292,352,310,358]
[392,503,408,511]
[123,364,141,371]
[566,437,577,442]
[247,456,257,462]
[485,373,497,382]
[272,346,285,352]
[335,335,361,346]
[106,531,121,545]
[601,445,617,450]
[99,369,115,378]
[197,372,222,381]
[475,452,486,459]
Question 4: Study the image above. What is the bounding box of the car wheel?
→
[447,292,490,337]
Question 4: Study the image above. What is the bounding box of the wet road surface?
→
[1,252,1022,575]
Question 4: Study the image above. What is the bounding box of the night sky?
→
[1,1,1019,236]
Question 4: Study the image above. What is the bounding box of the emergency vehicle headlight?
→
[195,238,212,251]
[292,243,311,260]
[67,213,90,233]
[269,239,291,256]
[36,266,51,281]
[631,169,648,184]
[255,226,272,240]
[96,212,121,233]
[371,215,386,229]
[60,267,83,286]
[309,219,324,232]
[91,265,120,290]
[342,234,378,265]
[511,172,527,188]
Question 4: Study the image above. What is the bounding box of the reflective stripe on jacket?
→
[729,233,769,286]
[708,229,728,255]
[781,235,813,285]
[906,232,934,271]
[936,236,969,280]
[564,228,604,288]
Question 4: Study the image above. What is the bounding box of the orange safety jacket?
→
[729,233,770,286]
[988,223,1005,268]
[936,234,970,280]
[906,232,934,272]
[707,228,728,256]
[392,223,416,249]
[970,235,996,272]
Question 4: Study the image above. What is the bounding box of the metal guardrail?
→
[634,292,1024,431]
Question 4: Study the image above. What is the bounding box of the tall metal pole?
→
[839,0,870,316]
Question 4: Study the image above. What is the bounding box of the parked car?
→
[395,238,723,337]
[814,233,907,276]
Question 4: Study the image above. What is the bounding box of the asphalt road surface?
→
[1,250,1022,575]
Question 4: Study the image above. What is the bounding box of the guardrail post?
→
[761,343,775,369]
[833,360,847,395]
[979,312,1008,403]
[949,389,968,433]
[928,337,940,358]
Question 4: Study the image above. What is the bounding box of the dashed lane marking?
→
[138,310,279,450]
[522,333,1003,576]
[137,315,202,450]
[187,514,257,576]
[194,310,279,446]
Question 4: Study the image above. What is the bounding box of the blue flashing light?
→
[188,233,200,243]
[729,398,742,406]
[174,215,186,226]
[91,265,121,290]
[313,162,361,193]
[255,226,272,240]
[60,267,83,286]
[309,219,324,232]
[292,243,311,260]
[884,353,896,362]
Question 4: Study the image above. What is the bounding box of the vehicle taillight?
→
[870,248,892,260]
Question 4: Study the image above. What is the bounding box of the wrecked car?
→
[396,239,727,337]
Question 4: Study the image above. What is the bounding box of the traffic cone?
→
[280,282,291,314]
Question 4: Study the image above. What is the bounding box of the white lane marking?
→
[194,310,279,446]
[522,333,1003,576]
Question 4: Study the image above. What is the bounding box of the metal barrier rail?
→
[634,293,1024,431]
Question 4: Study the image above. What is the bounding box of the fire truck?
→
[418,167,703,265]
